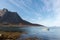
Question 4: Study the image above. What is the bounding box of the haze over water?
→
[17,26,60,40]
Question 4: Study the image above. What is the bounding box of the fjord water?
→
[18,26,60,40]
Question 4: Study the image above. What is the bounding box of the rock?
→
[0,8,44,26]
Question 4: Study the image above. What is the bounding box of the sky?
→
[0,0,60,26]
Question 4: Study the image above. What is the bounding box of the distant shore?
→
[0,25,44,27]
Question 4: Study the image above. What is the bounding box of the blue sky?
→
[0,0,60,26]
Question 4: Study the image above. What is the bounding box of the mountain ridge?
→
[0,8,44,26]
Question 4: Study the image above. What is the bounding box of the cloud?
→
[40,0,60,26]
[50,0,60,26]
[31,0,60,26]
[9,0,34,13]
[8,0,60,26]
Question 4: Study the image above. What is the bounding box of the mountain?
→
[0,8,44,26]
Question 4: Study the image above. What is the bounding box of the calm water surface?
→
[17,26,60,40]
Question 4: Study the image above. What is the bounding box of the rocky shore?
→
[0,31,43,40]
[0,31,27,40]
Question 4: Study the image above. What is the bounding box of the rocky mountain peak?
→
[0,8,8,17]
[0,8,43,26]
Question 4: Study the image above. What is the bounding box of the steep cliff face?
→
[0,8,23,24]
[0,8,42,26]
[1,12,22,24]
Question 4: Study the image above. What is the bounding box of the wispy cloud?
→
[0,0,60,26]
[39,0,60,26]
[9,0,60,26]
[52,0,60,26]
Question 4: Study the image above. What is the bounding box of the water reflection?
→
[0,26,59,40]
[17,27,60,40]
[17,26,49,40]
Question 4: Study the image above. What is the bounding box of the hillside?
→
[0,8,43,26]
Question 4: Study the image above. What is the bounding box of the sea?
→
[16,26,60,40]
